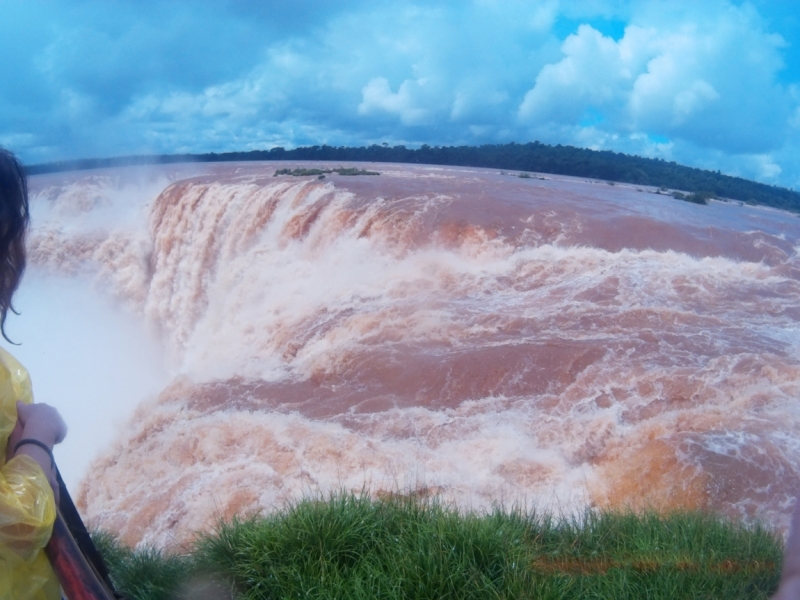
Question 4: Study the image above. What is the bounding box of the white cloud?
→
[519,24,638,123]
[519,3,793,155]
[671,80,720,124]
[450,88,509,122]
[528,0,560,32]
[627,132,674,158]
[358,78,432,126]
[754,155,782,181]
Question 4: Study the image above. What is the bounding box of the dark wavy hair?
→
[0,149,29,344]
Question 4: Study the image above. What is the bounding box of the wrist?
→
[18,424,58,449]
[14,439,55,468]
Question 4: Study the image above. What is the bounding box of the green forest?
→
[27,142,800,213]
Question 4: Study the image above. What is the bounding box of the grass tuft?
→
[92,493,783,599]
[92,531,192,600]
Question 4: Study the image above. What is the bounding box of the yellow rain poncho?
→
[0,347,59,600]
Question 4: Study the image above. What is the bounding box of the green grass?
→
[93,493,783,599]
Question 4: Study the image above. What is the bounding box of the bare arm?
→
[8,401,67,501]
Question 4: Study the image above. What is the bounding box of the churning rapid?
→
[24,162,800,549]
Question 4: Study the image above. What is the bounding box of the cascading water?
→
[19,162,800,549]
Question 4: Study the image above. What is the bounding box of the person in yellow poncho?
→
[0,149,67,600]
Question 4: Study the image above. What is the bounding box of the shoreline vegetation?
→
[93,493,782,600]
[274,166,381,178]
[25,141,800,214]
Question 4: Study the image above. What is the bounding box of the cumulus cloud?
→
[519,24,639,123]
[519,3,792,154]
[358,78,432,126]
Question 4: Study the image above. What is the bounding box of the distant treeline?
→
[26,142,800,213]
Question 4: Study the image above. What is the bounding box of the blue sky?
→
[2,0,800,188]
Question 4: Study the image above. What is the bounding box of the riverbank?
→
[94,493,782,599]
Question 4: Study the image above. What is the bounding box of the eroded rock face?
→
[28,163,800,549]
